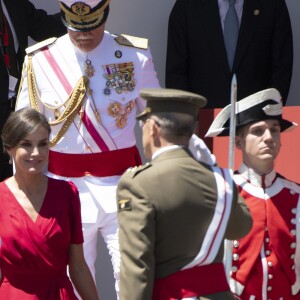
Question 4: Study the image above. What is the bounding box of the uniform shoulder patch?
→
[26,37,57,55]
[118,198,132,211]
[114,34,148,50]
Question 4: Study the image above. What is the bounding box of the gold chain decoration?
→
[27,55,89,147]
[88,88,103,124]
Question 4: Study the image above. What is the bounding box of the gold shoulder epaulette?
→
[26,37,57,55]
[114,34,148,50]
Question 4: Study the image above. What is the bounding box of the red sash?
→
[153,263,229,300]
[48,146,142,177]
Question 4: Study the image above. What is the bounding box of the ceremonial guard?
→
[206,88,300,299]
[117,88,252,300]
[16,0,160,296]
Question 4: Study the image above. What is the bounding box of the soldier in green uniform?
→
[116,88,253,300]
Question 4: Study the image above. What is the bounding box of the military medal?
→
[84,59,95,78]
[108,102,122,117]
[104,87,111,95]
[102,62,136,95]
[107,100,135,128]
[116,114,127,129]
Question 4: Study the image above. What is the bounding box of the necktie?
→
[224,0,239,70]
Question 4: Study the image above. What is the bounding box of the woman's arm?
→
[69,244,99,300]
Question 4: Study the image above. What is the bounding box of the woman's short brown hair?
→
[1,108,51,152]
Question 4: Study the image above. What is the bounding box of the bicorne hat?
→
[205,88,297,137]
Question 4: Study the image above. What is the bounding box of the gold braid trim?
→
[48,108,78,147]
[59,0,110,21]
[27,55,41,113]
[47,77,88,126]
[65,13,103,30]
[48,76,89,147]
[59,0,110,30]
[26,55,90,147]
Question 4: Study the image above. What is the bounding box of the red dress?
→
[0,177,84,299]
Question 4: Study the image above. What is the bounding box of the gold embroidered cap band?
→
[59,0,110,32]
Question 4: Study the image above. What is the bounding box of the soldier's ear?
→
[235,136,243,149]
[149,118,159,136]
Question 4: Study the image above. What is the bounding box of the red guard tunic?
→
[230,164,300,300]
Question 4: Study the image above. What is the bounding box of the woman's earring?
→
[9,156,12,165]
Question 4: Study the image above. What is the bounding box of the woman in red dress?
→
[0,108,99,299]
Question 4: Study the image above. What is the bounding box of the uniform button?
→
[265,226,268,232]
[233,253,239,261]
[265,237,270,243]
[265,250,271,256]
[291,254,295,259]
[292,265,295,270]
[268,274,273,280]
[290,242,296,249]
[290,190,296,195]
[231,266,238,272]
[291,229,296,236]
[233,240,239,248]
[291,218,296,225]
[267,286,272,291]
[291,208,297,214]
[268,261,273,267]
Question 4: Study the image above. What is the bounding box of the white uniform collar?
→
[152,145,183,160]
[238,163,277,188]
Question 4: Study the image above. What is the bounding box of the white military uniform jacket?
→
[18,31,159,153]
[17,31,160,218]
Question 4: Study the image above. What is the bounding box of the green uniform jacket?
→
[117,147,252,300]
